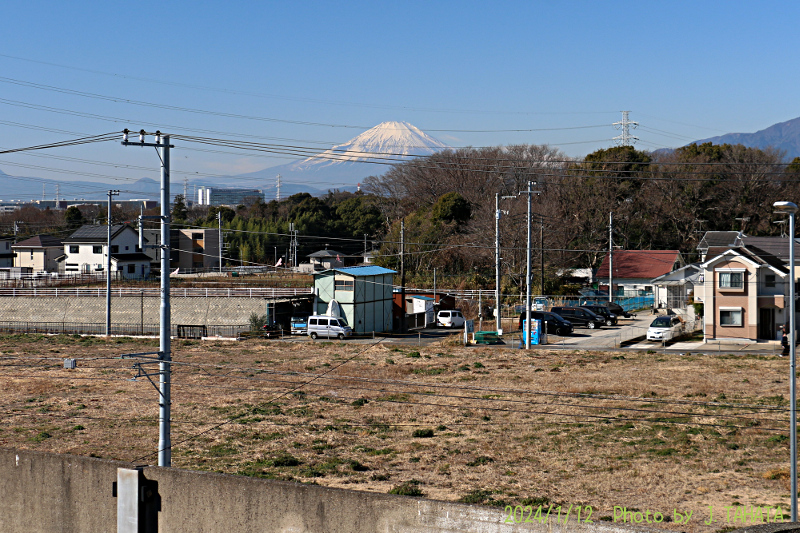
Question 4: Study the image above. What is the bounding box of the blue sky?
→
[1,1,799,199]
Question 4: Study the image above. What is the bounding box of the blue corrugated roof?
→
[324,266,396,277]
[411,295,434,300]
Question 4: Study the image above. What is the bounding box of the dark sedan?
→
[518,311,574,336]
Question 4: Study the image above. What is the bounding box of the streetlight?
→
[774,200,798,521]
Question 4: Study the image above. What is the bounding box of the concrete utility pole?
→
[495,193,516,335]
[609,212,613,303]
[400,219,406,333]
[519,181,540,349]
[123,129,173,467]
[106,190,120,336]
[217,211,223,274]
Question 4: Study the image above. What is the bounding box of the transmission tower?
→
[613,111,639,146]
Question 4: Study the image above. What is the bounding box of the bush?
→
[388,479,424,496]
[412,429,434,438]
[248,312,267,332]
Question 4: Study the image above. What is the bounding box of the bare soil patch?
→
[0,334,793,532]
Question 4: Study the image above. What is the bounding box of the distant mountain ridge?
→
[0,122,451,202]
[691,116,800,160]
[236,121,451,194]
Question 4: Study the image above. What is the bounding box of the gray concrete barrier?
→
[1,448,668,533]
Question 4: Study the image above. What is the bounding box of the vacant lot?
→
[0,333,794,532]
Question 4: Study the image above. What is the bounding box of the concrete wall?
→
[0,296,265,327]
[0,448,665,533]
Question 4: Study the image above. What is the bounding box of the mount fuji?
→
[229,121,450,195]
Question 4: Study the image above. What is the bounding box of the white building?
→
[58,224,151,279]
[13,235,63,272]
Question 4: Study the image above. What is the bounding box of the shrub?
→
[388,479,424,496]
[412,429,434,438]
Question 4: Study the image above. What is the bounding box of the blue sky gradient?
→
[1,1,798,197]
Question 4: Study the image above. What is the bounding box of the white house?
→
[13,235,63,272]
[59,224,151,279]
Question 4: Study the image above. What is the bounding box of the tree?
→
[171,195,188,223]
[431,192,471,224]
[64,206,84,229]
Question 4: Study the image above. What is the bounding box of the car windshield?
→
[336,319,348,327]
[651,316,672,328]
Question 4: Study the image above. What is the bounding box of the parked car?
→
[550,306,606,329]
[518,311,573,336]
[580,298,633,318]
[579,305,617,326]
[646,315,684,342]
[437,309,465,328]
[307,315,352,340]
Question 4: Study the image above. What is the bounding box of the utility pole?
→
[400,219,406,333]
[123,129,173,467]
[106,189,120,336]
[613,111,639,146]
[217,211,223,274]
[540,216,545,296]
[495,193,501,335]
[609,212,613,303]
[276,174,282,201]
[520,181,540,349]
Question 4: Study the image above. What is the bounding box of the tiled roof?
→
[596,250,680,280]
[698,231,741,249]
[12,235,63,248]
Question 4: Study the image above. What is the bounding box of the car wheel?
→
[338,333,345,340]
[588,322,596,329]
[605,319,613,326]
[310,332,318,340]
[555,327,564,336]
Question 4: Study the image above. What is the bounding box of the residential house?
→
[595,250,682,296]
[142,228,221,272]
[651,263,703,309]
[700,245,789,342]
[59,224,151,279]
[0,237,14,268]
[13,235,63,272]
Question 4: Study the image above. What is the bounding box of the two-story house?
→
[701,245,789,342]
[13,235,63,272]
[59,224,151,279]
[141,228,221,272]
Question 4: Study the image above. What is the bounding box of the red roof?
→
[596,250,680,280]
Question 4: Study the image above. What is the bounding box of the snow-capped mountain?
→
[231,121,451,193]
[287,121,450,170]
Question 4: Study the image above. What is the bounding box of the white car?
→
[437,310,465,328]
[646,315,684,342]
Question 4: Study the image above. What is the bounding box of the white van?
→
[307,315,352,340]
[436,309,465,328]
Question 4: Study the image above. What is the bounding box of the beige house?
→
[13,235,63,272]
[701,246,789,342]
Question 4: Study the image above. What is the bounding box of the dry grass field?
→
[0,333,795,532]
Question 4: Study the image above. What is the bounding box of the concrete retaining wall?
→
[0,296,265,326]
[0,448,665,533]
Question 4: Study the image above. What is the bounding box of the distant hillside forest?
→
[4,142,800,293]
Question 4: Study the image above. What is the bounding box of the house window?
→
[192,233,203,240]
[720,308,743,326]
[335,279,354,291]
[719,271,743,289]
[69,245,79,254]
[93,245,103,254]
[766,274,776,288]
[111,245,119,254]
[30,251,34,260]
[127,265,136,274]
